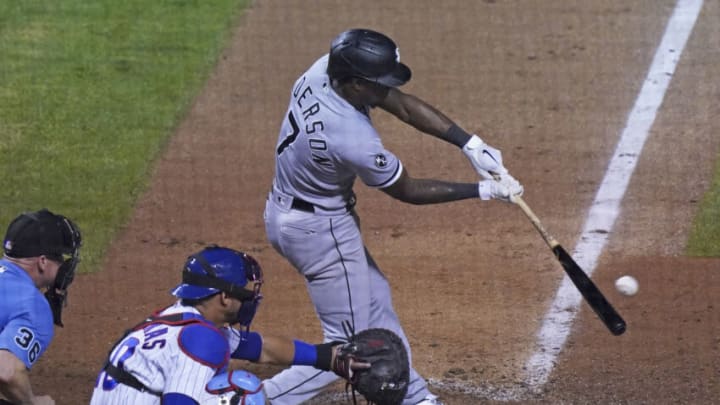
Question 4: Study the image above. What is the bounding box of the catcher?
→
[90,245,405,405]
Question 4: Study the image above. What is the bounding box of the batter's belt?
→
[270,187,355,215]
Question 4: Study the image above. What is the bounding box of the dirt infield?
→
[32,1,719,404]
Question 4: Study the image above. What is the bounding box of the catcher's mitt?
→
[334,328,410,405]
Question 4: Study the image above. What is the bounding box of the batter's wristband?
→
[314,342,335,371]
[445,124,472,148]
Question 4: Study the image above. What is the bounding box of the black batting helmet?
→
[327,29,411,87]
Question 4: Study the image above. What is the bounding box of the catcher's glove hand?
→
[332,328,410,405]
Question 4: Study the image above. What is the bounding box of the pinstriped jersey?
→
[90,302,230,405]
[273,55,403,210]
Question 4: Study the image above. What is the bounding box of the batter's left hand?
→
[462,135,508,180]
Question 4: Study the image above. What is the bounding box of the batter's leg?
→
[263,206,372,404]
[263,366,339,405]
[365,250,434,404]
[264,264,370,404]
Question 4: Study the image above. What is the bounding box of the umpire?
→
[0,209,82,405]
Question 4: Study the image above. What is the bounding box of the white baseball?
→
[615,275,638,296]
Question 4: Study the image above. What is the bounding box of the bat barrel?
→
[510,195,627,336]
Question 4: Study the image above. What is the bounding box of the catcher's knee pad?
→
[202,369,266,405]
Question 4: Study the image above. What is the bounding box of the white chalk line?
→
[425,0,705,400]
[523,0,704,391]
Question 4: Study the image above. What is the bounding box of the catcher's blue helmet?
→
[171,245,263,328]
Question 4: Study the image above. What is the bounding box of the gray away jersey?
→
[273,55,403,211]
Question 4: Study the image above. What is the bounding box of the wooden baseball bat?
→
[511,194,626,336]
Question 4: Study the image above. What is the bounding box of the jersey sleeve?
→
[0,292,54,369]
[342,126,403,189]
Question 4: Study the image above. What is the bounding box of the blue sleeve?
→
[178,323,229,369]
[0,290,54,369]
[161,392,199,405]
[230,331,262,361]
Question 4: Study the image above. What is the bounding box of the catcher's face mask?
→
[235,276,262,331]
[3,209,83,327]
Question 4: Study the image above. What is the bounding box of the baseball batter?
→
[263,29,523,405]
[90,245,368,405]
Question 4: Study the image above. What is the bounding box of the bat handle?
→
[510,195,559,249]
[489,172,558,247]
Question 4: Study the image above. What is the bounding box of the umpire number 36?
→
[14,327,42,364]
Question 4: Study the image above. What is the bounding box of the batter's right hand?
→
[478,180,511,201]
[498,173,524,198]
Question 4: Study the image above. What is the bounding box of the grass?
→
[0,0,249,272]
[687,155,720,256]
[0,0,717,275]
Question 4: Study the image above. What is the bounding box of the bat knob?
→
[611,321,627,336]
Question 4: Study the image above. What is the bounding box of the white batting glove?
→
[478,180,511,201]
[462,135,508,180]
